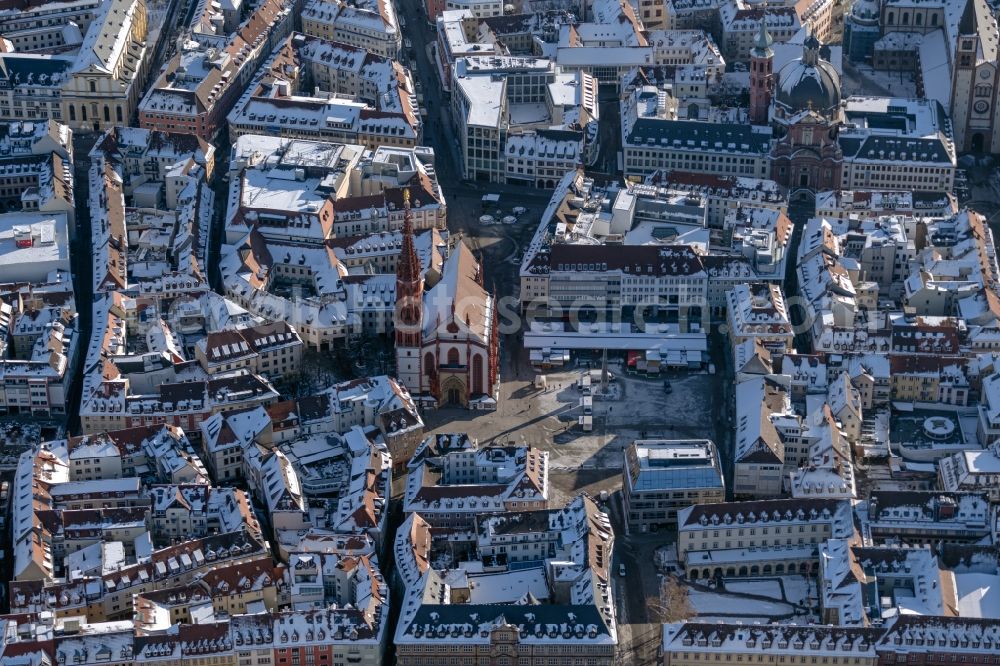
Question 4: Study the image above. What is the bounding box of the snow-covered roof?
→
[395,496,616,647]
[624,439,724,493]
[663,622,881,657]
[403,441,548,521]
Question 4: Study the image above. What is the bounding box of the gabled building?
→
[866,490,991,544]
[403,434,550,527]
[301,0,401,59]
[726,283,794,357]
[661,623,881,666]
[194,321,303,380]
[146,483,261,545]
[227,32,421,148]
[138,0,294,140]
[199,406,273,482]
[394,496,617,665]
[732,375,801,498]
[677,498,854,579]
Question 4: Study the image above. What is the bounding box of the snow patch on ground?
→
[532,366,717,470]
[722,576,815,607]
[724,579,782,599]
[689,588,795,617]
[779,576,813,606]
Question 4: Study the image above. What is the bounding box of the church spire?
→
[395,188,423,336]
[394,188,424,396]
[959,0,980,35]
[396,188,421,286]
[752,19,773,58]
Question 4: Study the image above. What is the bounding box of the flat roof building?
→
[0,212,70,284]
[623,439,724,532]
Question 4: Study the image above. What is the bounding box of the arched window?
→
[424,352,434,372]
[447,348,460,366]
[103,105,110,122]
[902,12,909,25]
[472,355,484,394]
[116,107,123,122]
[931,14,938,26]
[888,11,895,24]
[81,106,87,121]
[915,13,922,25]
[68,105,75,121]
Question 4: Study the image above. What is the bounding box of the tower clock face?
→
[975,100,990,114]
[981,69,993,79]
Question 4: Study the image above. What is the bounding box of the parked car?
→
[618,564,626,577]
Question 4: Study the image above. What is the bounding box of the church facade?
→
[750,25,845,192]
[395,192,500,409]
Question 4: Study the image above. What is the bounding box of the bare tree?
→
[647,576,694,624]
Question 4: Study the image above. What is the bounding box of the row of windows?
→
[626,150,760,164]
[67,104,123,123]
[685,525,826,538]
[885,10,940,27]
[671,652,870,663]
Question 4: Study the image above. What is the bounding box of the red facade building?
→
[768,33,844,192]
[749,21,774,126]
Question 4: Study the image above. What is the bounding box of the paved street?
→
[396,1,461,183]
[785,198,817,354]
[64,0,195,430]
[66,133,98,434]
[596,95,622,175]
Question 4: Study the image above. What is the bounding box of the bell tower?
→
[952,0,988,152]
[394,189,424,394]
[750,19,774,126]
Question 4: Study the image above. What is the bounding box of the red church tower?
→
[749,20,774,126]
[394,189,425,394]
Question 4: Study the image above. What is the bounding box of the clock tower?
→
[951,0,998,153]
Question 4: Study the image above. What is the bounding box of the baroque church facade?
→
[750,22,845,192]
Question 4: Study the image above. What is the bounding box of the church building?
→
[395,191,500,409]
[751,22,845,192]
